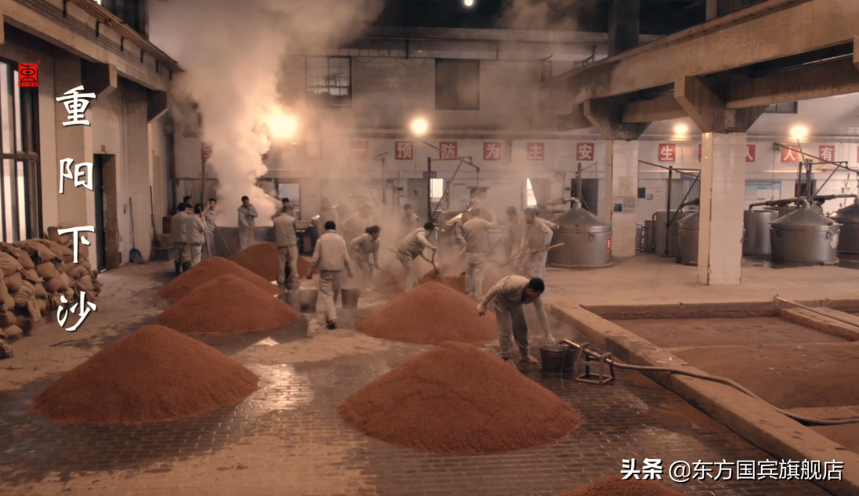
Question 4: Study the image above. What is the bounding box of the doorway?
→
[407,178,429,221]
[570,178,599,215]
[94,154,119,270]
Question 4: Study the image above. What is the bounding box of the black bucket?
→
[540,344,576,377]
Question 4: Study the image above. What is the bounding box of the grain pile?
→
[296,255,313,276]
[419,270,492,296]
[30,325,259,424]
[158,257,280,303]
[157,274,302,333]
[356,281,497,345]
[231,242,279,281]
[554,476,684,496]
[338,342,581,454]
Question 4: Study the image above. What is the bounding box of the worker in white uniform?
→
[452,210,469,254]
[399,204,421,239]
[307,221,353,330]
[396,222,437,290]
[810,199,825,215]
[502,206,522,259]
[186,204,206,267]
[237,195,258,250]
[343,204,374,244]
[518,208,557,280]
[348,225,381,286]
[461,208,497,301]
[273,205,299,289]
[477,275,554,363]
[170,203,190,275]
[202,198,217,258]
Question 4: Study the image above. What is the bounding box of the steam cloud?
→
[149,0,383,226]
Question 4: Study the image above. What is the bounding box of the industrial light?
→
[410,118,429,136]
[790,125,809,140]
[673,124,689,135]
[464,0,474,6]
[268,113,298,140]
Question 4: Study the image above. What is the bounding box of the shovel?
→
[129,198,144,263]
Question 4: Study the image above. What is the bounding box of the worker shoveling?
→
[158,257,279,303]
[157,274,302,333]
[30,325,259,424]
[554,476,683,496]
[356,281,497,345]
[231,242,280,281]
[337,341,581,454]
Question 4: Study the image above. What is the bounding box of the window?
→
[765,102,798,114]
[526,179,537,207]
[306,57,351,108]
[435,59,480,110]
[430,178,445,200]
[100,0,146,36]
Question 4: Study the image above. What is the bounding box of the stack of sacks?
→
[46,228,101,303]
[0,248,39,336]
[0,243,50,317]
[15,240,73,313]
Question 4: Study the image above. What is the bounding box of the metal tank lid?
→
[771,204,839,232]
[551,203,612,233]
[830,202,859,225]
[678,211,700,229]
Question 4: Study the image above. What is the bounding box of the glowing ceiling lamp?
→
[790,125,809,140]
[410,118,429,136]
[268,113,298,140]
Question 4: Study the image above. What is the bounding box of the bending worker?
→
[396,222,437,290]
[307,221,353,330]
[477,276,554,364]
[461,208,497,301]
[518,208,557,280]
[348,225,381,287]
[273,204,299,289]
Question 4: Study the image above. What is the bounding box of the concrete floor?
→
[2,256,855,495]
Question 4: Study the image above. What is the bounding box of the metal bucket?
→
[341,289,360,309]
[298,289,318,312]
[540,344,576,376]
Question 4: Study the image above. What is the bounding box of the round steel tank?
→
[676,212,699,265]
[765,205,799,218]
[212,227,275,258]
[830,202,859,254]
[743,209,778,258]
[652,210,683,257]
[770,206,840,265]
[547,203,612,266]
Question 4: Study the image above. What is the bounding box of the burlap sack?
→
[0,311,16,327]
[1,325,23,340]
[4,272,23,293]
[67,265,89,280]
[36,262,61,280]
[0,252,22,278]
[44,273,70,294]
[15,314,32,333]
[14,281,35,308]
[76,276,95,293]
[0,243,34,270]
[16,241,59,264]
[0,292,14,314]
[35,298,47,316]
[33,283,47,299]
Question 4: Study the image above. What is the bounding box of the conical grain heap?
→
[157,274,302,333]
[158,257,279,303]
[356,281,496,345]
[555,476,684,496]
[338,342,581,454]
[231,242,279,281]
[419,271,492,296]
[30,325,259,424]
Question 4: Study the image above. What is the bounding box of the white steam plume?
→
[150,0,383,226]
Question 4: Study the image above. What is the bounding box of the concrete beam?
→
[558,105,592,131]
[622,97,686,123]
[544,0,856,107]
[147,89,168,122]
[584,98,648,140]
[726,57,859,108]
[81,60,117,97]
[675,76,766,133]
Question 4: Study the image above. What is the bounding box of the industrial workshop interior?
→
[5,0,859,494]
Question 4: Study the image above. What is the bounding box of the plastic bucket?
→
[298,289,318,312]
[540,344,576,376]
[341,289,360,309]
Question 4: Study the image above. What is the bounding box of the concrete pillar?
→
[54,52,96,254]
[605,140,639,257]
[608,0,640,56]
[698,133,745,285]
[123,82,153,262]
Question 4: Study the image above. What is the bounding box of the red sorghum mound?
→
[30,325,258,424]
[419,271,492,296]
[157,274,301,333]
[356,281,496,345]
[158,257,279,303]
[230,242,279,281]
[338,341,581,454]
[555,476,684,496]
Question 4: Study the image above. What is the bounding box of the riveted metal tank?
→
[652,210,683,258]
[676,212,700,265]
[770,205,840,265]
[830,202,859,254]
[743,209,778,258]
[213,227,274,258]
[547,202,612,266]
